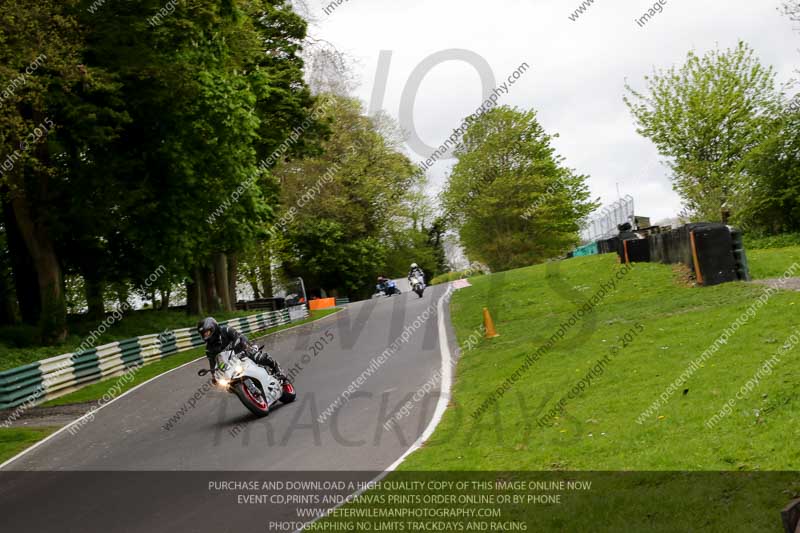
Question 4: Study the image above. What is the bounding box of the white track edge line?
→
[0,309,342,471]
[0,356,201,471]
[296,285,455,532]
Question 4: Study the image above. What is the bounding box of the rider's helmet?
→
[197,317,220,344]
[410,263,418,269]
[377,276,385,282]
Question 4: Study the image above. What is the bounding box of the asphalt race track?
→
[0,283,457,532]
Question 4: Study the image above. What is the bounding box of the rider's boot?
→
[257,351,289,384]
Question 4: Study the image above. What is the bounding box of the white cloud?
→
[309,0,798,220]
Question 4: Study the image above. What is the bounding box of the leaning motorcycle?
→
[373,280,401,298]
[409,275,426,298]
[198,345,295,417]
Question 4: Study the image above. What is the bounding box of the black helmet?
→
[197,317,220,344]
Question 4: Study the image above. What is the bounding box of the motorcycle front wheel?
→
[233,378,270,417]
[279,382,297,404]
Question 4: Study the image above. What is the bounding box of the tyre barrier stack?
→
[0,307,308,410]
[570,223,750,286]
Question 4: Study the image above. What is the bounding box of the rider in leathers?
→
[197,317,288,383]
[408,263,425,285]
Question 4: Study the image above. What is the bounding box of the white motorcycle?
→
[198,346,295,417]
[409,275,426,298]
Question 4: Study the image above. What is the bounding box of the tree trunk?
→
[227,253,238,310]
[3,198,40,324]
[203,267,220,313]
[249,281,261,300]
[213,253,233,311]
[197,268,208,312]
[84,275,105,320]
[0,266,17,325]
[10,195,67,344]
[159,288,170,310]
[116,282,130,312]
[187,271,203,315]
[259,245,273,297]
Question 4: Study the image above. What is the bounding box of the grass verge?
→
[404,254,799,470]
[747,245,800,279]
[0,307,340,467]
[429,269,487,286]
[0,427,58,464]
[319,254,800,532]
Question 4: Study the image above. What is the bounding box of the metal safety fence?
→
[0,307,308,410]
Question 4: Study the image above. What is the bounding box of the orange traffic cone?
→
[483,307,500,338]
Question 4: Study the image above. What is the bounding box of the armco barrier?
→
[0,308,308,410]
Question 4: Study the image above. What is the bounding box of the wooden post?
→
[689,231,704,285]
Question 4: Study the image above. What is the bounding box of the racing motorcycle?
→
[373,279,401,298]
[198,345,295,417]
[409,274,426,298]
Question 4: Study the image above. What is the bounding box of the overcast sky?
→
[306,0,798,222]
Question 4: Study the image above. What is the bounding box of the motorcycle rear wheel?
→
[234,378,270,417]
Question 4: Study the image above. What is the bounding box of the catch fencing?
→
[0,307,308,410]
[580,195,635,243]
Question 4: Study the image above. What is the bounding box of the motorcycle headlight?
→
[233,363,245,377]
[217,378,230,387]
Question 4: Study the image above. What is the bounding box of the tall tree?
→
[441,106,595,272]
[740,108,800,233]
[0,222,17,324]
[81,0,317,313]
[0,0,94,342]
[624,41,782,223]
[384,182,447,279]
[274,95,419,297]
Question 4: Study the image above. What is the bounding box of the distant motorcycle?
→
[198,345,295,417]
[373,280,401,298]
[409,275,426,298]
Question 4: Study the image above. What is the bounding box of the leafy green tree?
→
[384,183,447,279]
[0,0,98,342]
[0,0,319,343]
[383,227,440,280]
[740,105,800,233]
[0,223,17,323]
[274,95,419,297]
[739,1,800,233]
[81,0,316,314]
[441,106,595,272]
[237,241,275,299]
[624,41,782,223]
